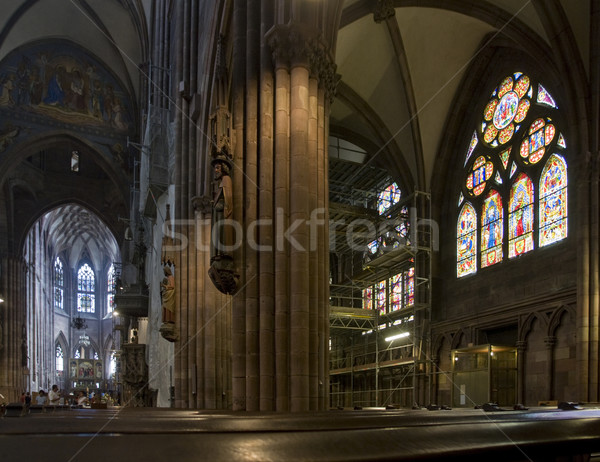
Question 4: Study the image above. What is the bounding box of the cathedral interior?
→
[1,0,600,460]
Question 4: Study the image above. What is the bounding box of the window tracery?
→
[457,72,568,276]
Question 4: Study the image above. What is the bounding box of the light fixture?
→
[385,331,410,342]
[124,226,133,241]
[71,316,88,330]
[0,294,4,303]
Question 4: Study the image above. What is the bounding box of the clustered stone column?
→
[0,255,27,401]
[171,0,232,409]
[226,3,335,411]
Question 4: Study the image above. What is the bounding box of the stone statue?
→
[160,266,175,323]
[208,155,238,294]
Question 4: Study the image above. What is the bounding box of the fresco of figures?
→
[0,40,132,132]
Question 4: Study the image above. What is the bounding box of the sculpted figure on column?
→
[208,154,238,295]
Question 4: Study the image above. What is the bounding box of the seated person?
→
[48,384,60,405]
[76,391,88,406]
[35,390,47,405]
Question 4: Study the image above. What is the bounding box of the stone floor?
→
[1,405,600,461]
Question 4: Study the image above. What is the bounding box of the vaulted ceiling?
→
[0,0,592,214]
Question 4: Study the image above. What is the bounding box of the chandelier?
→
[71,315,88,330]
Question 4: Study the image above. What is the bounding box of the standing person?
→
[24,392,31,407]
[48,385,60,405]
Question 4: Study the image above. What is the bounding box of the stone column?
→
[516,340,527,405]
[544,336,557,400]
[0,255,27,401]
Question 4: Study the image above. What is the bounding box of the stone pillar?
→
[544,336,557,400]
[516,340,527,405]
[0,256,27,402]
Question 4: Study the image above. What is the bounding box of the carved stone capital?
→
[374,0,396,23]
[516,340,527,351]
[544,336,557,348]
[266,23,339,104]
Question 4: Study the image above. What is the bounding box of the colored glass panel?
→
[514,99,530,122]
[494,171,502,184]
[493,91,519,129]
[510,162,517,178]
[466,156,494,196]
[465,131,478,166]
[537,84,557,108]
[458,192,464,207]
[481,190,503,268]
[499,147,511,169]
[484,124,498,143]
[497,76,513,98]
[378,182,401,215]
[54,257,63,310]
[557,133,566,149]
[509,174,534,258]
[363,288,373,310]
[498,124,514,144]
[483,100,497,121]
[367,239,379,255]
[457,203,477,277]
[107,264,115,314]
[540,154,568,246]
[77,263,95,313]
[529,118,545,134]
[514,75,530,98]
[376,280,386,313]
[404,268,414,307]
[521,119,554,164]
[390,274,402,312]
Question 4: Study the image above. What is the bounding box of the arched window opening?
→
[457,203,477,277]
[509,174,534,258]
[539,154,568,246]
[481,190,503,268]
[54,257,64,310]
[77,263,95,313]
[107,264,115,314]
[378,182,401,215]
[457,72,568,276]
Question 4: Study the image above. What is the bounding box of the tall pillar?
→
[544,336,557,400]
[0,255,27,402]
[516,340,527,405]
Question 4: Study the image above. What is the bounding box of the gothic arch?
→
[548,304,575,337]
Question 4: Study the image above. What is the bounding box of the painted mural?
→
[0,40,132,134]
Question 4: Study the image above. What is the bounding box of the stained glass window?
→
[54,257,63,310]
[77,263,95,313]
[377,182,401,215]
[540,154,567,246]
[390,274,402,312]
[483,73,531,147]
[109,351,116,377]
[56,344,64,372]
[481,190,503,268]
[509,174,534,258]
[465,131,478,166]
[376,280,386,313]
[520,118,555,165]
[458,73,567,276]
[457,203,477,277]
[404,268,414,307]
[107,264,115,314]
[363,288,373,310]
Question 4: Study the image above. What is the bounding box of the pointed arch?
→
[548,304,575,337]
